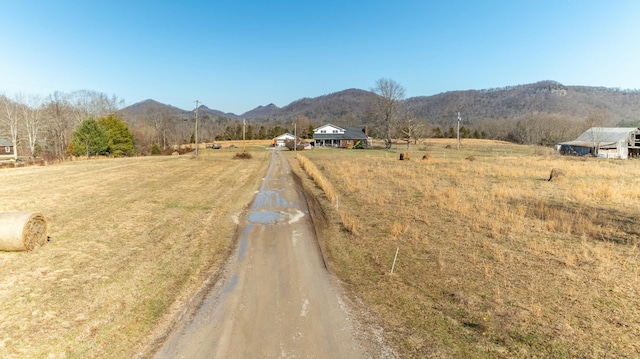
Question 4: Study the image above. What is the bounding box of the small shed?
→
[559,127,640,159]
[0,138,14,155]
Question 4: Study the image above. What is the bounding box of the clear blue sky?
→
[1,1,639,115]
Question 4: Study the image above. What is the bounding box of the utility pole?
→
[294,120,297,153]
[242,118,246,152]
[457,112,461,150]
[194,100,199,158]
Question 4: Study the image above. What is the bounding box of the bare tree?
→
[175,118,194,144]
[68,90,122,124]
[43,91,74,159]
[198,114,217,143]
[141,107,174,150]
[20,94,44,158]
[400,111,426,150]
[370,78,406,149]
[508,113,585,146]
[475,118,513,141]
[294,114,310,139]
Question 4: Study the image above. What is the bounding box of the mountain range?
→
[118,81,640,127]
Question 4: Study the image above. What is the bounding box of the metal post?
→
[390,247,399,274]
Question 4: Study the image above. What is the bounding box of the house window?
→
[4,147,9,153]
[320,130,326,133]
[332,130,338,133]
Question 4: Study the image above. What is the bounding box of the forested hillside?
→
[117,80,639,150]
[2,81,639,159]
[406,81,640,126]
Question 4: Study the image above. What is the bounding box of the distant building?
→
[558,127,640,159]
[0,138,14,155]
[312,124,370,148]
[273,133,296,147]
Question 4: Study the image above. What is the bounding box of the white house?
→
[312,124,369,148]
[272,133,296,147]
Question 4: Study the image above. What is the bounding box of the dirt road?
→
[154,149,365,358]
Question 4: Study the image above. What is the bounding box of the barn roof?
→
[560,127,639,148]
[0,138,12,146]
[574,127,638,143]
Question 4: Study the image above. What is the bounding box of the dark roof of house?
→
[0,139,12,146]
[313,127,368,140]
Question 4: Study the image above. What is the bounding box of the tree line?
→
[1,83,610,161]
[365,78,603,149]
[0,90,128,160]
[0,90,317,159]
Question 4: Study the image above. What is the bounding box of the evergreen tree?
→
[247,124,254,140]
[269,125,284,138]
[224,125,236,140]
[460,126,471,138]
[151,143,161,155]
[431,127,442,138]
[70,118,109,157]
[97,114,134,157]
[446,127,456,138]
[258,125,267,139]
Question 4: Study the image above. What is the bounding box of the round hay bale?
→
[0,212,48,251]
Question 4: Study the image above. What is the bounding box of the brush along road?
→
[154,149,365,358]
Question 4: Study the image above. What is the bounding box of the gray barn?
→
[559,127,640,159]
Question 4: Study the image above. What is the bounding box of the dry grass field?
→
[3,137,639,358]
[0,143,270,358]
[293,139,640,358]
